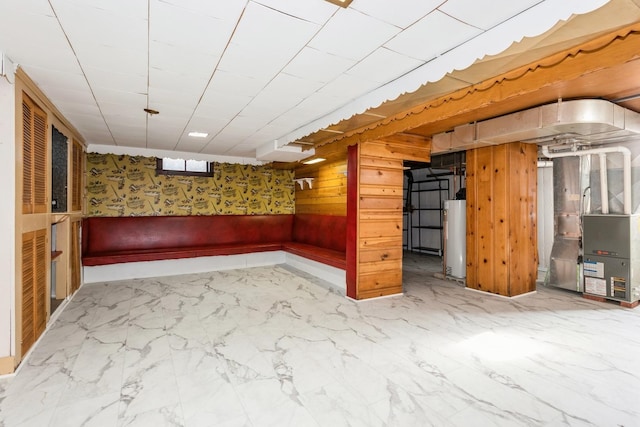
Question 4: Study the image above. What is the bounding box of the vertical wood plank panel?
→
[356,141,408,298]
[493,145,509,296]
[465,150,477,289]
[466,142,537,297]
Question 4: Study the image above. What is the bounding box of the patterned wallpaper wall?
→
[86,153,295,216]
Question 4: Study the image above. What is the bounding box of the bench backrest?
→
[292,214,346,253]
[82,215,294,255]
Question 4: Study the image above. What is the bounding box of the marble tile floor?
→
[1,253,639,427]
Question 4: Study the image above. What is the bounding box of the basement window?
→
[156,157,213,177]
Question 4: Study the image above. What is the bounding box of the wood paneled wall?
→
[354,141,405,298]
[466,142,538,297]
[349,136,430,299]
[295,157,347,216]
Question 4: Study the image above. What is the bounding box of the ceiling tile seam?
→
[48,0,117,146]
[250,8,423,147]
[351,3,437,31]
[435,9,484,32]
[276,0,590,147]
[202,2,340,153]
[438,0,546,32]
[252,1,320,25]
[173,0,252,153]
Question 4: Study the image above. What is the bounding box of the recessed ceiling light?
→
[302,158,326,165]
[188,131,209,138]
[325,0,353,8]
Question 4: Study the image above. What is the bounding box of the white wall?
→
[0,75,16,360]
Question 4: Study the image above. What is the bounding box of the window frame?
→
[155,157,214,177]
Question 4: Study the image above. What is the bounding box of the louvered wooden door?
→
[21,229,47,356]
[22,95,48,214]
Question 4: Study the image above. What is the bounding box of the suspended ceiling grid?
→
[0,0,629,161]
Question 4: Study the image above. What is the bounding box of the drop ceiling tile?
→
[111,130,147,145]
[242,94,302,120]
[53,1,147,50]
[150,1,236,55]
[0,0,53,16]
[346,47,423,83]
[10,45,80,74]
[33,69,88,93]
[147,126,182,140]
[252,0,335,25]
[149,68,206,96]
[173,138,209,153]
[0,13,73,65]
[194,97,250,121]
[145,102,195,118]
[154,0,247,21]
[199,141,236,155]
[217,43,285,82]
[83,131,114,145]
[76,45,147,76]
[84,66,147,94]
[318,73,380,100]
[36,87,95,106]
[384,10,482,61]
[58,103,102,119]
[55,0,148,20]
[205,68,268,99]
[227,115,270,134]
[261,73,324,99]
[308,8,400,61]
[439,0,541,31]
[352,0,441,28]
[103,114,146,127]
[148,86,199,107]
[224,143,256,157]
[93,89,146,107]
[288,92,344,119]
[150,42,218,79]
[185,116,229,134]
[231,2,319,53]
[100,102,147,120]
[283,47,356,84]
[267,112,317,132]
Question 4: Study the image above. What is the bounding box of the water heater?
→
[444,200,466,279]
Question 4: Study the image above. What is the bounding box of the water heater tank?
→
[445,200,466,279]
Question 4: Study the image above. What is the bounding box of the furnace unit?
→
[582,214,640,304]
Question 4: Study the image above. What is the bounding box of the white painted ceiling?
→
[0,0,610,162]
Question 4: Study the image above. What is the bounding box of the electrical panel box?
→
[582,214,640,303]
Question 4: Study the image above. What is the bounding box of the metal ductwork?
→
[432,99,640,152]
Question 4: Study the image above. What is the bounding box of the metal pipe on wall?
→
[541,144,632,215]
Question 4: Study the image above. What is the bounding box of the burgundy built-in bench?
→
[82,214,346,271]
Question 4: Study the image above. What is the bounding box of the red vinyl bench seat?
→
[82,214,346,271]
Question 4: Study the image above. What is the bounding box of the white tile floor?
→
[1,253,639,426]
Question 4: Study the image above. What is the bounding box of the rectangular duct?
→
[432,99,640,153]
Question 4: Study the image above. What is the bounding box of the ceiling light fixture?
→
[302,157,326,165]
[188,131,209,138]
[325,0,353,7]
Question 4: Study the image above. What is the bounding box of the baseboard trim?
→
[0,356,15,375]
